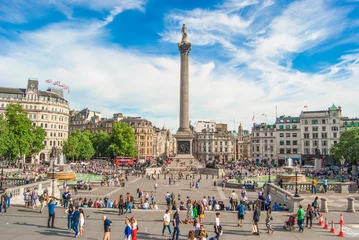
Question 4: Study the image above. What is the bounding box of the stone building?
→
[237,124,251,160]
[152,127,176,160]
[193,122,235,165]
[69,108,101,133]
[121,117,153,160]
[275,115,301,166]
[299,104,342,165]
[0,79,70,163]
[251,123,276,165]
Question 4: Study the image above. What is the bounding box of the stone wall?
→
[6,179,61,205]
[265,183,304,213]
[281,182,357,194]
[198,168,224,176]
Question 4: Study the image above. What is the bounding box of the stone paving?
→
[1,175,359,239]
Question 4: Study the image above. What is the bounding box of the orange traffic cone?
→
[330,220,336,234]
[323,218,329,230]
[339,213,344,225]
[338,223,345,237]
[318,214,324,226]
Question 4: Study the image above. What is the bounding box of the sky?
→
[0,0,358,132]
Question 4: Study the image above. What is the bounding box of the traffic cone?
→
[330,220,336,234]
[323,218,329,230]
[318,214,324,226]
[339,213,344,225]
[338,223,345,237]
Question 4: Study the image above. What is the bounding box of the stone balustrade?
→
[265,183,304,213]
[6,179,60,205]
[281,182,357,194]
[2,178,36,186]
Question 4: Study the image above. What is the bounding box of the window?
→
[333,119,336,124]
[293,140,297,145]
[305,148,310,154]
[312,120,318,124]
[323,140,327,146]
[322,119,326,124]
[304,133,310,139]
[279,125,284,129]
[280,140,284,145]
[265,133,267,136]
[305,127,308,132]
[334,132,337,138]
[322,133,327,138]
[256,146,259,151]
[280,133,284,137]
[293,133,297,137]
[304,120,308,124]
[305,141,310,147]
[286,140,291,145]
[332,126,338,131]
[286,148,291,154]
[322,126,326,131]
[286,125,291,129]
[312,127,318,131]
[280,148,285,154]
[314,140,318,146]
[293,148,298,154]
[286,133,290,137]
[292,125,297,129]
[323,148,328,155]
[313,133,318,139]
[256,133,259,137]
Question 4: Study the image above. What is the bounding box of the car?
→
[303,165,315,168]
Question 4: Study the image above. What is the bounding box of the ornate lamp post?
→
[294,168,300,197]
[340,156,345,182]
[268,162,271,183]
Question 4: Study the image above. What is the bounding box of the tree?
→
[109,122,137,157]
[0,115,9,158]
[331,127,359,174]
[63,133,80,161]
[78,130,95,160]
[63,130,95,160]
[29,126,46,159]
[90,131,110,158]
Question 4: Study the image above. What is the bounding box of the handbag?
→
[164,221,169,226]
[199,213,204,219]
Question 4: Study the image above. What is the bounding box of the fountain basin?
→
[47,171,76,180]
[276,174,306,183]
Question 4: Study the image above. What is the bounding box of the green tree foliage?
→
[90,131,110,158]
[63,130,95,160]
[109,122,137,157]
[331,127,359,165]
[0,104,46,161]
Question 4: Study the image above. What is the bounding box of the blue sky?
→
[0,0,359,131]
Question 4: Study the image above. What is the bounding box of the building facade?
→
[121,117,153,160]
[194,122,235,165]
[152,128,176,160]
[275,116,301,166]
[299,104,342,165]
[251,123,276,165]
[0,79,70,163]
[69,108,101,134]
[237,124,251,160]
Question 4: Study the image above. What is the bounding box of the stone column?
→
[347,197,355,212]
[320,197,328,212]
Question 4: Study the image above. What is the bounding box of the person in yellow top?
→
[311,179,317,194]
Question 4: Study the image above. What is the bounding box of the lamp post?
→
[294,169,300,197]
[0,159,4,190]
[340,156,345,182]
[268,162,271,183]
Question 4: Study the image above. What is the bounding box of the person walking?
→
[214,212,221,239]
[119,194,124,215]
[39,193,46,213]
[79,209,85,236]
[311,178,317,194]
[131,217,138,240]
[252,204,261,235]
[72,206,80,237]
[236,201,245,227]
[172,208,180,240]
[296,205,305,232]
[312,196,319,219]
[65,204,74,230]
[0,193,7,215]
[162,209,172,236]
[47,199,58,228]
[125,193,132,213]
[322,178,328,193]
[103,215,112,240]
[124,218,132,240]
[305,204,314,229]
[265,207,274,234]
[5,189,11,208]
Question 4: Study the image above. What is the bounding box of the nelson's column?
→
[175,24,194,164]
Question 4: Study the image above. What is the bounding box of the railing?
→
[2,178,36,186]
[282,182,357,193]
[265,183,303,213]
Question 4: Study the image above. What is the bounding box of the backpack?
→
[130,196,134,202]
[39,194,44,202]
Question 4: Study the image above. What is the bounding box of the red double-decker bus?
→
[115,157,134,166]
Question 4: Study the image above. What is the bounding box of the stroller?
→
[283,214,296,231]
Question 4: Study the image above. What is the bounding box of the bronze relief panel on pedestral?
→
[177,141,190,154]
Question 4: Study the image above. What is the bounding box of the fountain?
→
[47,164,76,181]
[276,158,306,183]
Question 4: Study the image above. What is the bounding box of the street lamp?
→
[340,156,345,182]
[268,163,271,183]
[0,158,4,190]
[294,168,300,197]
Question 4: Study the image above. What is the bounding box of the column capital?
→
[178,42,192,55]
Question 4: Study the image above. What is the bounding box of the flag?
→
[63,85,68,90]
[252,114,255,121]
[45,79,52,83]
[60,84,67,88]
[53,81,60,85]
[304,105,308,108]
[68,87,70,94]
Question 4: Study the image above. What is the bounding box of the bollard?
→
[157,174,160,180]
[200,174,202,180]
[186,174,188,180]
[212,174,214,179]
[206,174,208,179]
[320,197,328,213]
[164,174,166,179]
[347,197,355,212]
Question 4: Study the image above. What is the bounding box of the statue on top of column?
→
[181,24,188,42]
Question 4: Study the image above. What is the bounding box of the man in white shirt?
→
[214,212,221,239]
[202,196,207,209]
